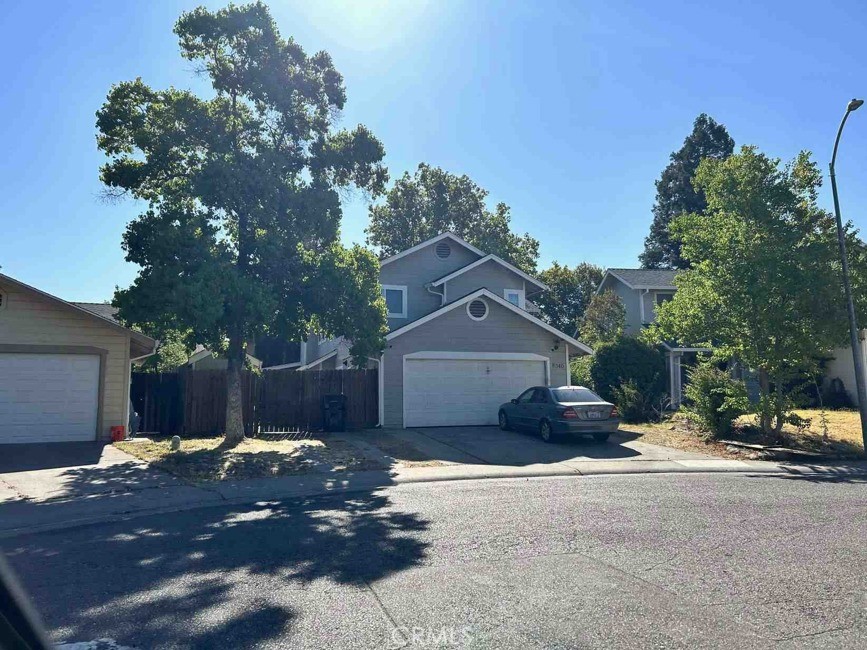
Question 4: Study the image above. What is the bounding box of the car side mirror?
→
[511,398,518,404]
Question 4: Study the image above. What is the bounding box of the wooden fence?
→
[131,368,378,436]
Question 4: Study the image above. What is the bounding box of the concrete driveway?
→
[383,426,713,469]
[0,442,184,504]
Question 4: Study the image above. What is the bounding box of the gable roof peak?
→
[380,232,486,266]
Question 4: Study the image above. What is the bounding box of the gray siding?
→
[382,298,571,427]
[644,290,674,325]
[444,260,535,305]
[379,241,481,330]
[599,275,641,335]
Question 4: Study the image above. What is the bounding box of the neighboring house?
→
[302,232,592,428]
[183,344,263,371]
[596,268,707,408]
[822,336,867,406]
[0,273,156,444]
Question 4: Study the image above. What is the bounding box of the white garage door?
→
[0,354,100,443]
[404,355,547,427]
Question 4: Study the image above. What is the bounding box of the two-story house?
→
[299,232,592,428]
[596,268,708,408]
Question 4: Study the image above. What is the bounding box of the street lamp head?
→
[848,98,864,112]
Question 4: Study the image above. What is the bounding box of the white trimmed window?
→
[504,289,525,309]
[382,285,407,318]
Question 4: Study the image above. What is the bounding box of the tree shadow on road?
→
[745,464,867,484]
[4,484,430,649]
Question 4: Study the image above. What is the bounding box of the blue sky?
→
[2,0,866,301]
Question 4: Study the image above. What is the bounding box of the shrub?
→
[570,356,594,389]
[683,365,750,437]
[590,337,667,422]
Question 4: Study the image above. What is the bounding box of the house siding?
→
[444,260,537,306]
[380,241,481,330]
[599,275,642,335]
[0,281,131,441]
[382,298,570,427]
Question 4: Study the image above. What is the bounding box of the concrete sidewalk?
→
[3,453,867,539]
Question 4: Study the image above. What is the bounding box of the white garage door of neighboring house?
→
[403,353,548,427]
[0,354,100,443]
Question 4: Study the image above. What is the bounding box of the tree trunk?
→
[758,368,772,434]
[224,334,246,446]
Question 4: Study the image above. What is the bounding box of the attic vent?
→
[467,299,488,321]
[435,241,452,259]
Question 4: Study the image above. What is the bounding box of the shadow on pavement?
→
[4,477,429,649]
[746,464,867,484]
[0,442,108,473]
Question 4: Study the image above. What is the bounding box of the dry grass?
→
[116,436,384,483]
[624,408,864,460]
[736,408,864,455]
[621,422,744,459]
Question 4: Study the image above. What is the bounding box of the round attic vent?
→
[467,298,488,321]
[435,241,452,259]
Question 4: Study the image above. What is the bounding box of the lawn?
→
[624,408,864,460]
[116,435,384,483]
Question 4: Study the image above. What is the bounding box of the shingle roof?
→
[71,302,120,323]
[606,268,678,289]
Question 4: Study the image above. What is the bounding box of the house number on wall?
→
[553,363,565,369]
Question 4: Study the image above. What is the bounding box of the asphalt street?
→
[5,471,867,649]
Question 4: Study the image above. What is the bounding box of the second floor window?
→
[382,285,407,318]
[655,292,674,307]
[504,289,525,309]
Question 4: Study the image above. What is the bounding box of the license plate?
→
[587,411,602,419]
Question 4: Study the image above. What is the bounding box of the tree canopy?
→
[640,114,734,269]
[366,163,539,273]
[646,146,867,433]
[578,290,626,349]
[98,2,389,442]
[535,262,603,335]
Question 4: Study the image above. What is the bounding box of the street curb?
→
[2,460,865,540]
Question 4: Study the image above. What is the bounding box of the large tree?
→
[640,114,735,269]
[578,291,626,349]
[646,146,867,434]
[98,2,389,444]
[535,262,603,334]
[366,163,539,273]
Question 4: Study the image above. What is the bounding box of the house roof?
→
[430,254,548,291]
[380,232,485,266]
[72,302,120,323]
[600,268,679,291]
[297,348,338,370]
[385,288,593,354]
[0,272,156,357]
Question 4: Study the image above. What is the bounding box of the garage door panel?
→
[0,354,100,443]
[404,356,546,427]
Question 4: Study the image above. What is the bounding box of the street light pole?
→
[829,98,867,452]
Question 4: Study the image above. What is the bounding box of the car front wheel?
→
[498,410,510,431]
[539,419,555,443]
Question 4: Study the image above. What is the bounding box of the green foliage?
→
[589,338,667,421]
[683,365,750,437]
[569,355,594,389]
[646,146,867,434]
[611,380,658,424]
[641,114,734,270]
[578,291,626,349]
[98,3,390,441]
[536,262,603,334]
[366,163,539,273]
[136,328,193,373]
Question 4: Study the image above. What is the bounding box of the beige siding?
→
[0,282,131,441]
[380,241,481,330]
[382,298,570,427]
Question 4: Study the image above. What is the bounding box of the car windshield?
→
[552,388,604,403]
